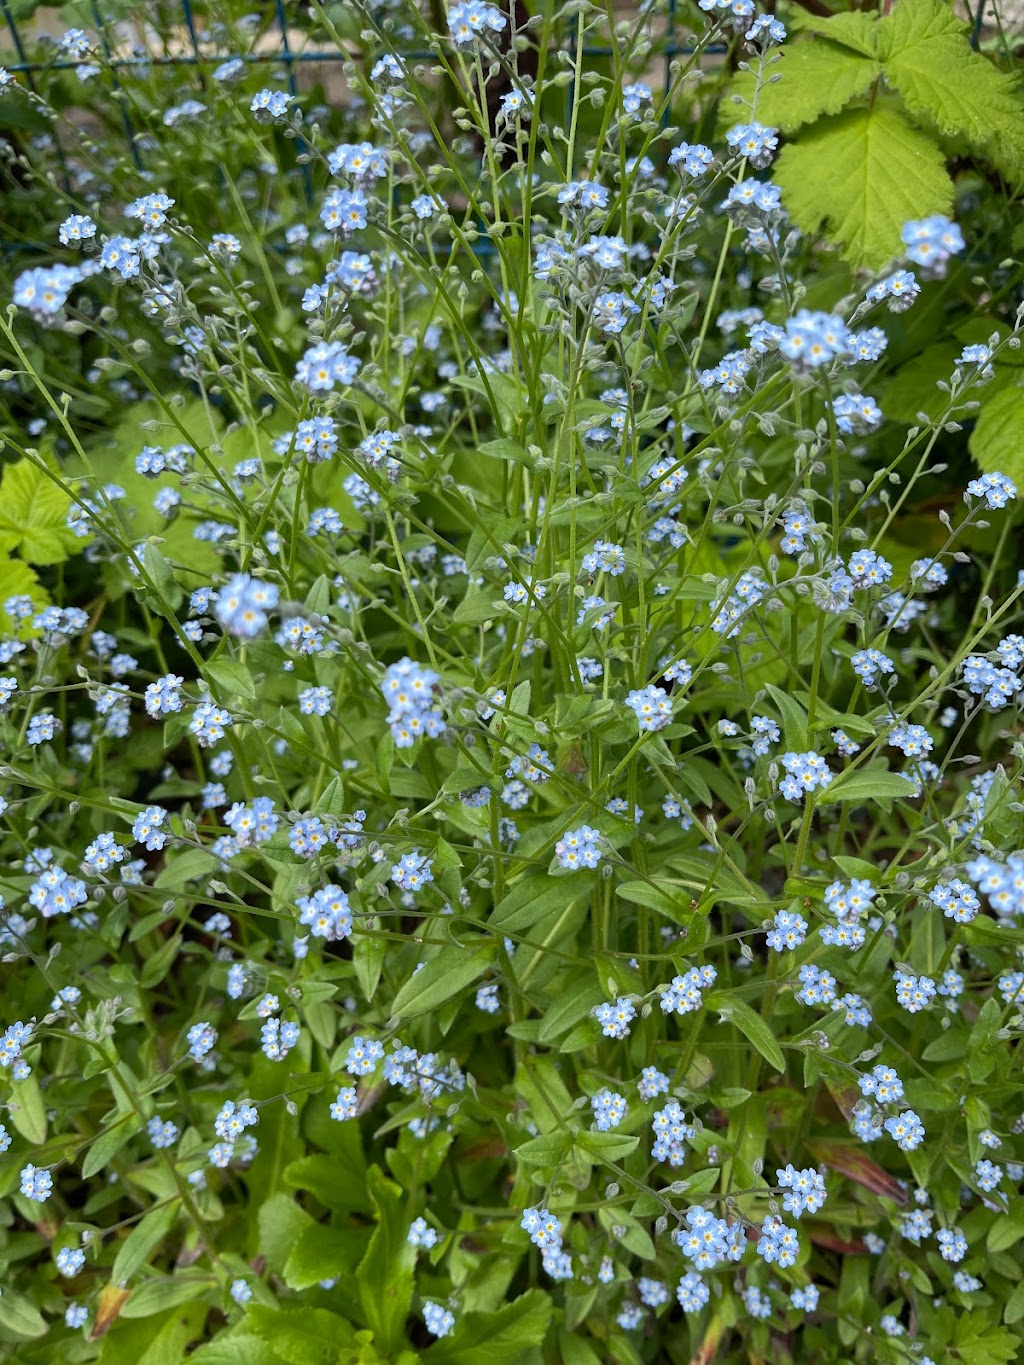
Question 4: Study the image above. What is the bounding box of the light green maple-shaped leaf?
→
[774,101,952,266]
[879,0,1024,161]
[786,8,881,57]
[721,41,878,134]
[967,379,1024,488]
[0,459,78,565]
[0,554,45,632]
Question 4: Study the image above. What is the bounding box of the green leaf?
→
[537,977,606,1044]
[968,380,1024,487]
[765,683,809,749]
[284,1222,362,1291]
[82,1113,142,1178]
[8,1074,48,1145]
[824,767,914,810]
[390,941,495,1019]
[0,458,77,564]
[203,656,257,703]
[477,437,535,466]
[615,879,694,925]
[0,555,43,632]
[879,0,1024,162]
[709,995,786,1072]
[258,1193,314,1275]
[142,543,184,613]
[246,1305,359,1364]
[112,1201,181,1285]
[491,873,586,933]
[788,8,880,55]
[724,41,878,134]
[355,1167,416,1354]
[514,1131,573,1166]
[424,1289,552,1363]
[121,1273,216,1318]
[187,1337,282,1365]
[774,100,952,267]
[576,1131,639,1162]
[0,1290,47,1339]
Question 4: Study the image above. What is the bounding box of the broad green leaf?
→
[515,1057,575,1135]
[968,381,1024,487]
[537,976,606,1045]
[112,1201,181,1285]
[83,1113,142,1179]
[491,873,586,933]
[9,1074,48,1145]
[0,458,78,564]
[765,683,808,749]
[787,7,881,55]
[258,1193,314,1275]
[0,1290,47,1339]
[284,1222,362,1291]
[576,1131,639,1162]
[246,1305,359,1364]
[775,101,951,266]
[121,1273,216,1319]
[616,879,694,925]
[355,1167,415,1354]
[187,1336,282,1365]
[424,1289,552,1363]
[0,555,43,632]
[879,0,1024,162]
[203,656,257,703]
[722,41,878,133]
[142,543,184,613]
[709,995,785,1073]
[285,1147,369,1212]
[97,1304,207,1365]
[389,941,495,1020]
[514,1131,573,1166]
[824,767,915,810]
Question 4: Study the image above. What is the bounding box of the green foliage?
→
[0,0,1023,1361]
[729,0,1024,265]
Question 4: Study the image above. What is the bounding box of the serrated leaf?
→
[879,0,1024,162]
[788,8,881,55]
[0,459,78,564]
[968,380,1024,487]
[723,42,878,133]
[775,101,952,266]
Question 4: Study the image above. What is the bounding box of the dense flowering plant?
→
[0,0,1023,1360]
